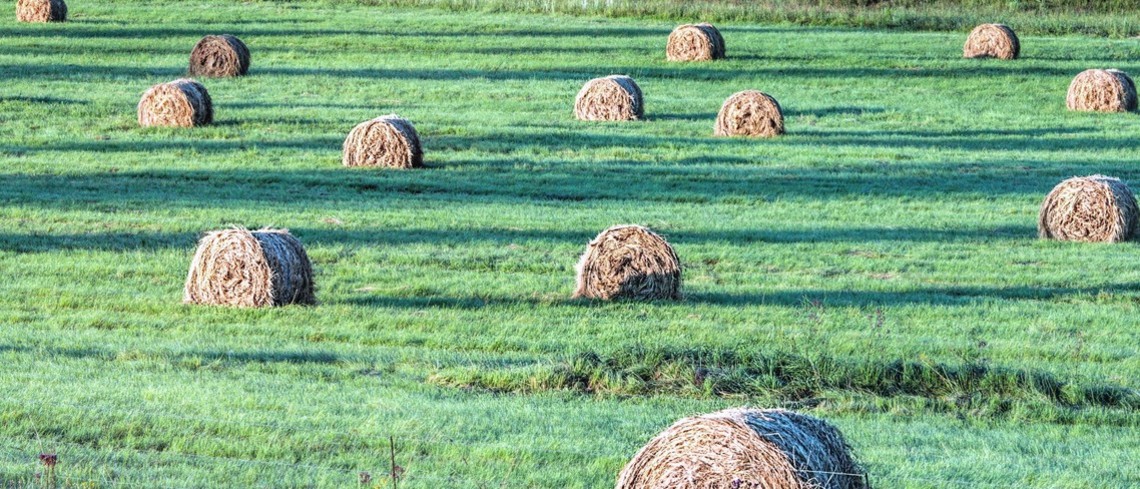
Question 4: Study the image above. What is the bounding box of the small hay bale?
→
[16,0,66,22]
[714,90,784,137]
[342,114,423,169]
[963,23,1019,60]
[1066,69,1138,113]
[189,34,251,78]
[616,408,869,489]
[573,225,681,301]
[1038,175,1138,243]
[184,227,316,307]
[137,79,213,128]
[666,23,725,62]
[574,75,644,121]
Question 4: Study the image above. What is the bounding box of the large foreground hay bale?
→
[1067,69,1138,112]
[342,115,423,169]
[666,23,725,62]
[1038,175,1138,243]
[574,75,644,121]
[184,228,315,307]
[189,35,251,78]
[963,23,1019,60]
[616,408,869,489]
[715,90,784,137]
[573,225,681,301]
[137,79,213,128]
[16,0,66,22]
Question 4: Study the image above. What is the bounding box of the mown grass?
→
[2,0,1140,487]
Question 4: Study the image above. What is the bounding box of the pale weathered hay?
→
[573,225,681,301]
[137,79,213,128]
[616,408,869,489]
[342,115,423,169]
[715,90,785,137]
[574,75,644,121]
[963,23,1019,60]
[16,0,66,22]
[189,35,251,78]
[184,227,315,307]
[1038,175,1138,243]
[1066,69,1138,112]
[666,23,725,62]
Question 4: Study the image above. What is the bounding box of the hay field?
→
[1,1,1139,487]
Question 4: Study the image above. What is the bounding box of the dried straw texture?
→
[666,23,725,62]
[184,228,316,307]
[342,115,424,169]
[616,408,869,489]
[573,225,681,301]
[137,79,213,128]
[715,90,785,138]
[189,35,251,78]
[16,0,66,22]
[963,23,1019,60]
[574,75,644,121]
[1066,69,1138,112]
[1038,175,1138,243]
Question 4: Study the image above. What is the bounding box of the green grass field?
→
[3,1,1140,487]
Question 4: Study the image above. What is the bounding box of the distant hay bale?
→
[573,225,681,301]
[342,115,423,169]
[189,35,250,78]
[574,75,644,121]
[666,23,725,62]
[1038,175,1138,243]
[1066,69,1138,112]
[184,228,315,307]
[963,23,1019,60]
[137,79,213,128]
[16,0,66,22]
[616,408,869,489]
[714,90,784,137]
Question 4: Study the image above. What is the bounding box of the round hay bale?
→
[963,23,1019,60]
[189,34,251,78]
[1066,69,1138,113]
[16,0,66,22]
[573,225,681,301]
[714,90,785,138]
[1038,175,1138,243]
[342,115,423,169]
[184,227,316,307]
[666,23,725,62]
[616,408,869,489]
[137,79,213,128]
[574,75,644,122]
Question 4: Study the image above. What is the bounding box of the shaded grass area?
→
[429,345,1140,425]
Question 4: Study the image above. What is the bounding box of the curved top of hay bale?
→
[666,23,725,62]
[574,75,644,121]
[616,408,868,489]
[137,78,213,128]
[16,0,66,22]
[963,23,1019,60]
[573,224,681,301]
[190,34,251,77]
[715,90,784,137]
[183,227,316,307]
[342,114,424,169]
[1038,175,1138,243]
[1067,69,1138,112]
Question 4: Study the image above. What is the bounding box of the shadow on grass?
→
[0,224,1036,252]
